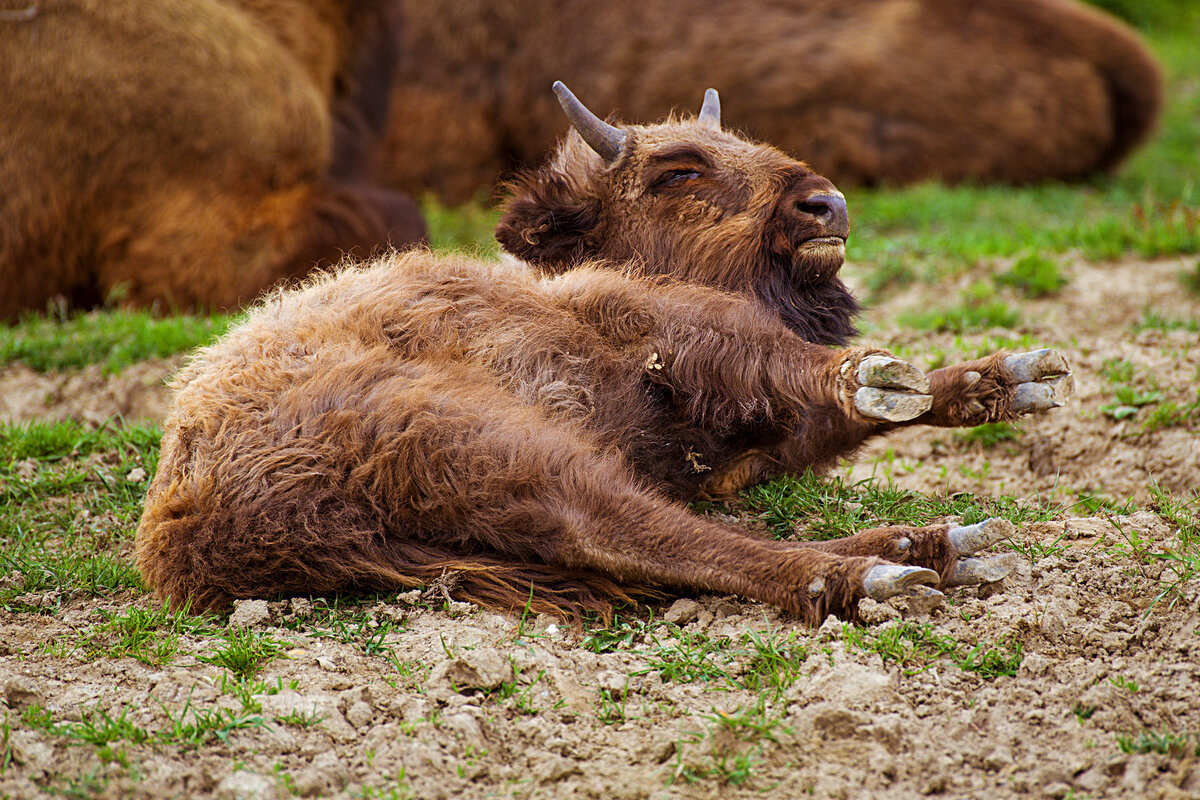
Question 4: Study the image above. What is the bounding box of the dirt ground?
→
[847,256,1200,504]
[1,255,1198,799]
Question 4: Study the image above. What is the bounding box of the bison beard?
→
[136,86,1070,623]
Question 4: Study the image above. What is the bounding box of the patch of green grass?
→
[420,196,501,258]
[1137,484,1200,612]
[1132,307,1200,333]
[956,422,1022,448]
[197,628,285,679]
[844,622,1023,678]
[640,627,735,685]
[488,668,557,716]
[958,636,1024,679]
[1180,260,1200,295]
[581,612,653,654]
[1116,730,1199,758]
[1085,0,1200,29]
[995,253,1069,298]
[76,603,218,666]
[1095,358,1198,432]
[155,693,266,750]
[275,709,327,729]
[1100,385,1164,421]
[738,626,810,695]
[597,686,629,725]
[742,470,1056,541]
[899,292,1021,334]
[1,712,13,776]
[59,706,149,748]
[1,420,160,609]
[0,309,232,374]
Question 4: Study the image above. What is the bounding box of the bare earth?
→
[1,256,1198,799]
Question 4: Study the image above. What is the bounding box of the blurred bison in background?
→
[0,0,426,321]
[383,0,1163,203]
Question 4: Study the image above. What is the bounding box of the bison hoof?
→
[1004,349,1074,414]
[948,517,1014,556]
[862,564,939,600]
[945,554,1018,587]
[858,355,931,394]
[853,356,932,422]
[855,387,933,422]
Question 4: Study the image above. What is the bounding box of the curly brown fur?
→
[920,354,1019,427]
[799,524,961,586]
[0,0,424,320]
[139,104,1053,624]
[381,0,1161,203]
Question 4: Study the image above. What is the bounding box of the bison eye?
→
[651,168,701,190]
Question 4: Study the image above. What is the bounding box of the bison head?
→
[496,82,859,345]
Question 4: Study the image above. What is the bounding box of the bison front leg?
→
[917,349,1074,428]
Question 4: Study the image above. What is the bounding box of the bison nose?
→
[792,192,850,239]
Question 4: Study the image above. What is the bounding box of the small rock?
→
[229,599,271,628]
[596,670,630,694]
[442,711,485,747]
[316,656,339,672]
[1042,781,1072,799]
[712,598,741,619]
[286,597,313,621]
[816,614,843,639]
[664,598,701,625]
[3,675,43,710]
[1019,652,1053,678]
[125,466,148,482]
[857,597,902,626]
[534,755,578,783]
[344,700,373,730]
[7,730,52,767]
[291,768,334,798]
[431,648,513,692]
[215,771,274,800]
[1074,767,1108,793]
[898,587,944,618]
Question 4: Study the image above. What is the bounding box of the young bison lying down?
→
[136,84,1074,623]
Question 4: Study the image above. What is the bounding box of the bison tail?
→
[364,539,655,622]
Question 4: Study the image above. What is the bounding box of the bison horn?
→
[552,81,626,164]
[698,88,721,129]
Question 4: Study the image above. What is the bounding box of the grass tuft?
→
[0,309,232,374]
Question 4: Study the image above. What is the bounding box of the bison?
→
[382,0,1162,203]
[136,83,1073,624]
[0,0,426,321]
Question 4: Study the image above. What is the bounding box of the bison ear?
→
[495,172,601,274]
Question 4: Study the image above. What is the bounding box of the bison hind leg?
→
[795,518,1016,592]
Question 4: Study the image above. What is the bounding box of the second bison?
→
[136,84,1073,623]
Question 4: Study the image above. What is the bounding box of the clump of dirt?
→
[845,256,1200,503]
[0,358,179,425]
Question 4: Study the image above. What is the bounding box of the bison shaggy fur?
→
[0,0,426,320]
[383,0,1162,203]
[137,88,1067,623]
